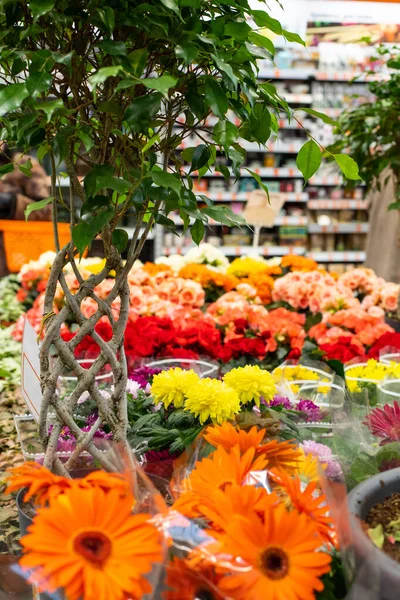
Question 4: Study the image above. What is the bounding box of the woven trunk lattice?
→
[38,242,132,475]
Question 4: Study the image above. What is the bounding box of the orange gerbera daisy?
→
[79,470,131,496]
[204,422,266,454]
[6,462,72,505]
[270,468,337,547]
[163,557,222,600]
[201,484,279,532]
[256,439,301,474]
[20,485,163,600]
[173,445,268,518]
[218,504,331,600]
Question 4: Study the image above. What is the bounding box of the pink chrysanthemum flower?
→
[363,401,400,442]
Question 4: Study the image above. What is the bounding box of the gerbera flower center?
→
[261,547,289,580]
[73,530,112,564]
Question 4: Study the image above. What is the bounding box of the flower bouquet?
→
[5,420,348,600]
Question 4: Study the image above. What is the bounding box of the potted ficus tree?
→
[0,0,358,477]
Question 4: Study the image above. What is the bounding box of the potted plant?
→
[0,0,358,474]
[347,468,400,600]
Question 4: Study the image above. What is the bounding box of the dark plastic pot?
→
[16,490,55,600]
[348,467,400,600]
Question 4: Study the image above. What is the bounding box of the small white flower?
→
[126,380,141,398]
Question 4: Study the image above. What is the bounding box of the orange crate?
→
[0,220,71,273]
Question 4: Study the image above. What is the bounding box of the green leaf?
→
[84,166,113,197]
[18,159,33,177]
[97,101,123,116]
[367,524,384,549]
[77,130,94,152]
[296,140,322,182]
[244,168,270,199]
[72,208,114,254]
[211,54,238,85]
[30,0,54,20]
[389,201,400,210]
[282,29,306,46]
[334,154,361,181]
[213,120,238,149]
[186,89,206,120]
[190,145,211,172]
[249,104,271,145]
[112,229,129,252]
[160,0,180,15]
[88,66,123,89]
[151,170,181,195]
[204,77,228,119]
[248,32,275,55]
[142,134,160,154]
[124,93,161,133]
[224,21,251,40]
[96,7,115,34]
[25,197,53,220]
[297,108,339,128]
[141,75,177,98]
[128,49,149,77]
[11,57,27,75]
[215,163,231,180]
[0,84,29,116]
[115,79,137,92]
[81,195,110,216]
[251,11,282,34]
[98,40,127,56]
[26,72,52,95]
[33,99,64,121]
[202,205,246,227]
[175,44,197,64]
[190,219,205,245]
[0,163,15,178]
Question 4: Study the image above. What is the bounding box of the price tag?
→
[243,190,286,228]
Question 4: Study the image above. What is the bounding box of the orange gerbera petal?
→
[19,485,163,600]
[163,557,222,600]
[217,503,331,600]
[270,468,337,547]
[200,484,279,532]
[204,422,266,454]
[256,439,301,474]
[5,462,72,505]
[173,445,268,518]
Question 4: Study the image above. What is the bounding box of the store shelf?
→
[199,191,308,203]
[308,200,368,210]
[178,139,303,154]
[308,223,369,234]
[186,166,302,178]
[308,251,366,263]
[259,68,316,80]
[284,93,312,104]
[162,245,307,257]
[170,215,308,227]
[315,71,389,82]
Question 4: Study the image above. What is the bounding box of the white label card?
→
[21,318,42,421]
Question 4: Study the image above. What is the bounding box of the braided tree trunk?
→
[38,209,155,475]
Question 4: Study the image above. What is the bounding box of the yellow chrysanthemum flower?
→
[295,450,327,483]
[227,256,268,278]
[345,359,396,388]
[184,378,240,424]
[273,365,320,383]
[151,368,200,409]
[223,365,276,406]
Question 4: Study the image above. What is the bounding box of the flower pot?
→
[347,467,400,600]
[16,490,59,600]
[0,553,32,595]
